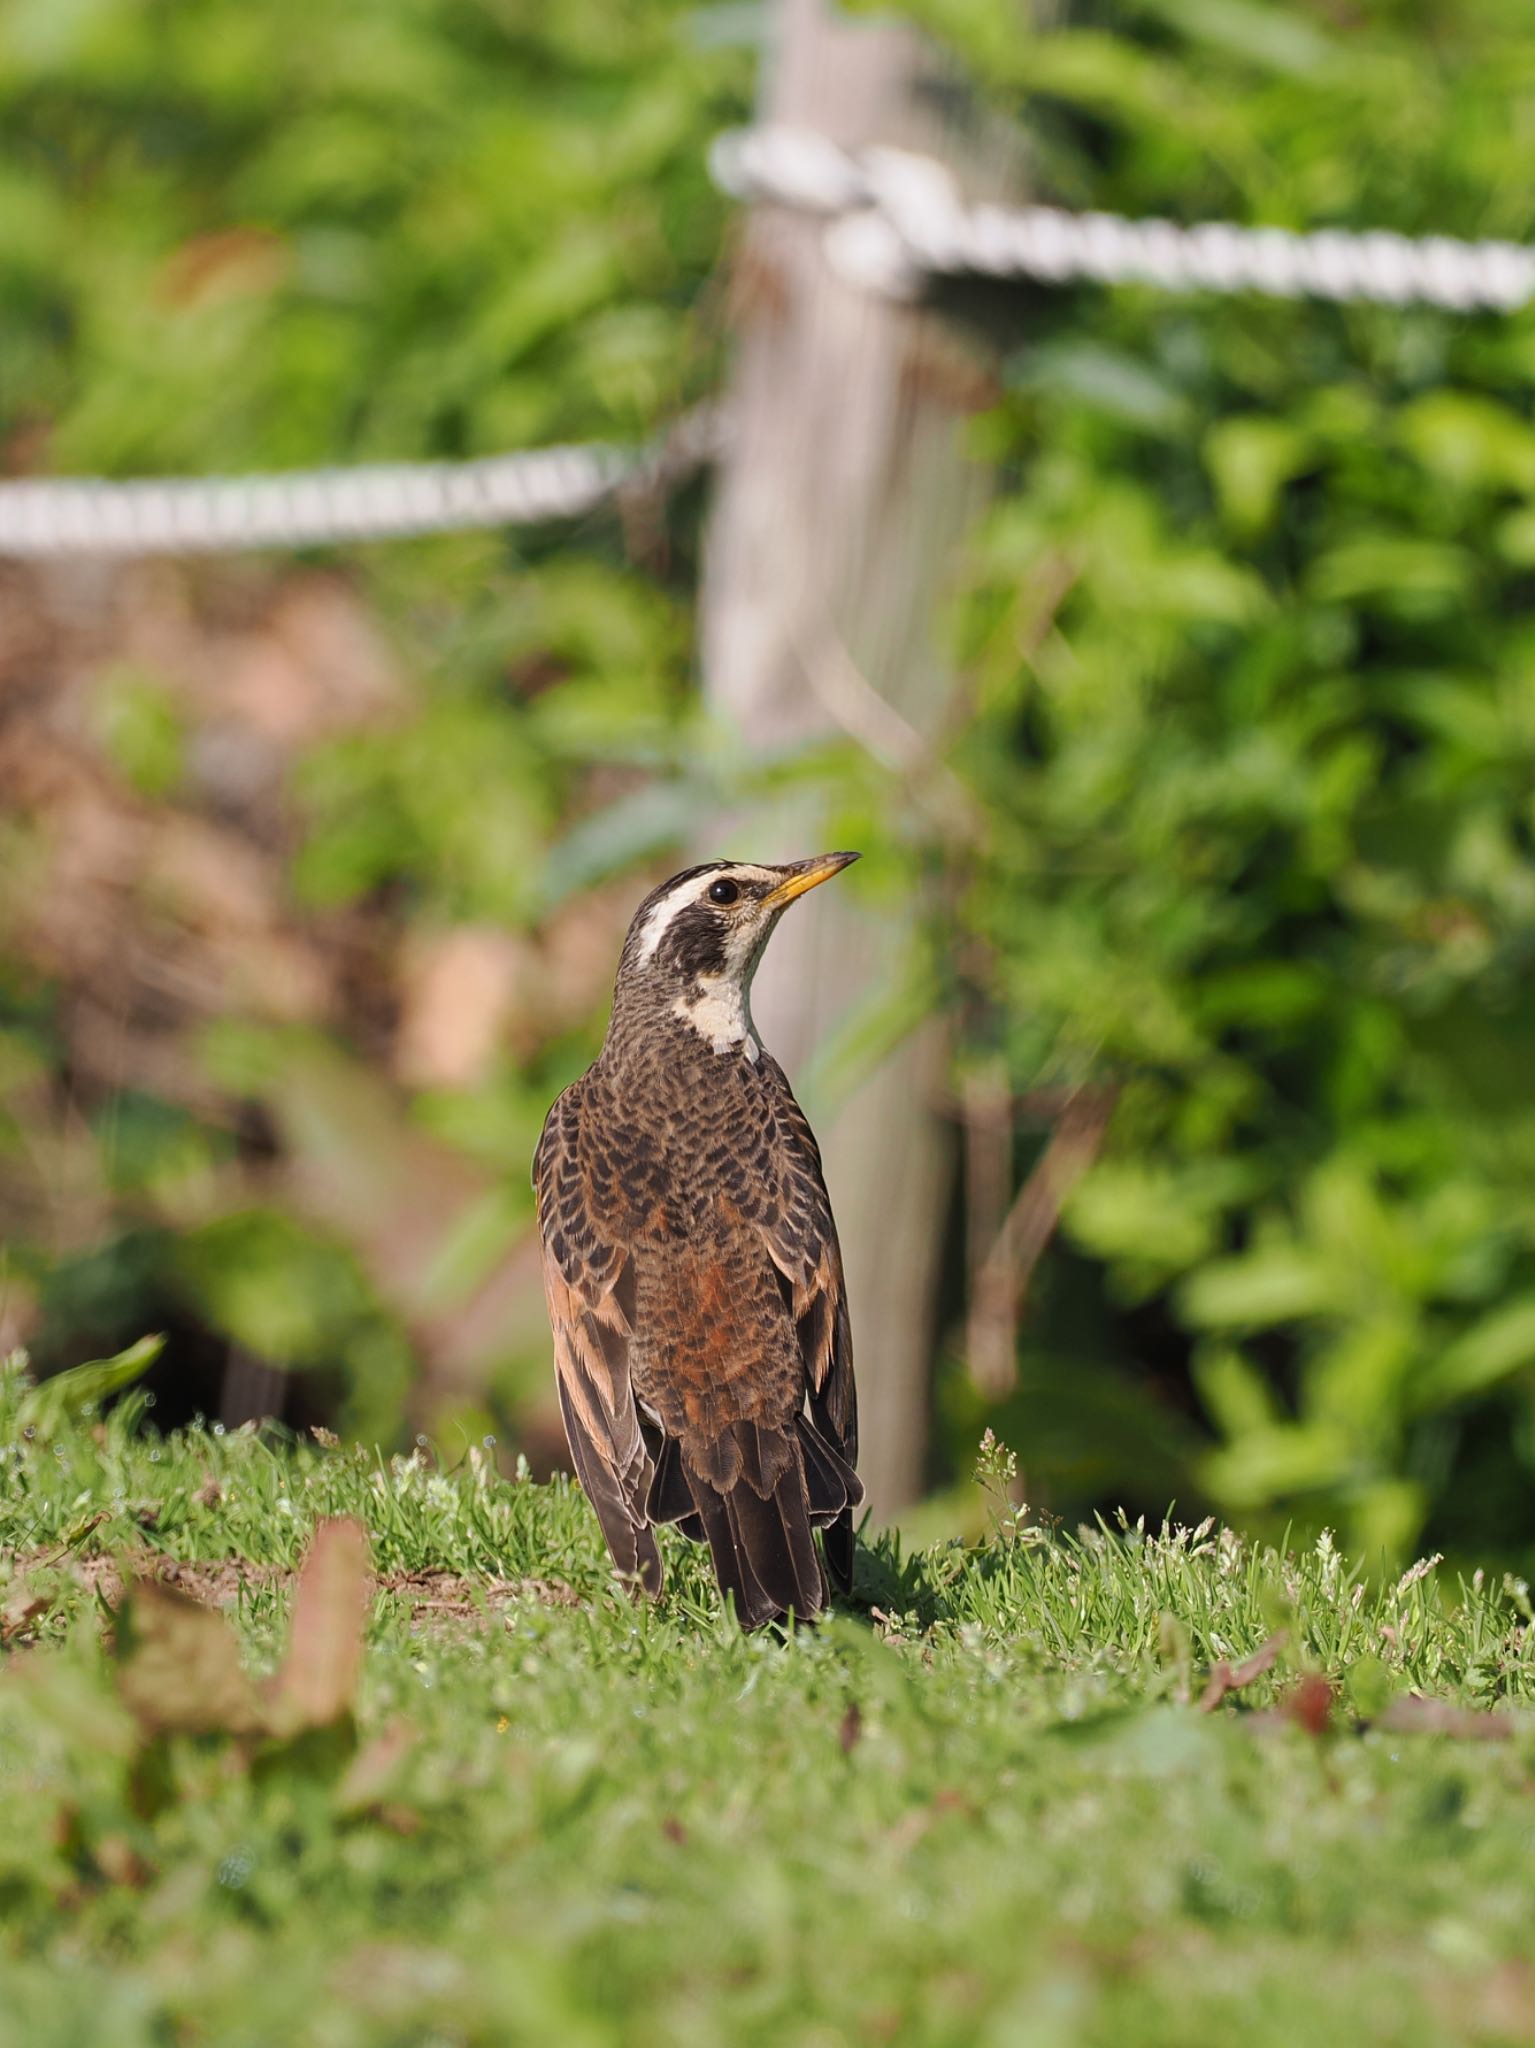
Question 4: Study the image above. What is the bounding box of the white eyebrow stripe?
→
[633,865,779,964]
[635,871,718,963]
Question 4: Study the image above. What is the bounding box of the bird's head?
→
[611,852,860,1058]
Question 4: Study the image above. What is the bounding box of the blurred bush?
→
[919,0,1535,1562]
[0,0,746,1447]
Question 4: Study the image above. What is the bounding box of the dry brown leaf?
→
[1,1587,51,1643]
[157,227,289,309]
[1285,1673,1335,1737]
[114,1521,370,1745]
[115,1579,266,1737]
[1375,1695,1519,1740]
[1197,1629,1288,1712]
[92,1833,154,1889]
[265,1517,371,1735]
[336,1719,416,1813]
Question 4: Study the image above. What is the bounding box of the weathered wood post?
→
[700,0,1010,1514]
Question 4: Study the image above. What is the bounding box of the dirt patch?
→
[379,1570,583,1626]
[7,1550,579,1625]
[71,1552,288,1608]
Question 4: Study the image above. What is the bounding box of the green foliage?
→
[6,1408,1535,2045]
[920,0,1535,1561]
[12,1333,164,1436]
[0,0,744,1444]
[0,0,739,471]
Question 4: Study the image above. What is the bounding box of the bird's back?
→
[571,1022,809,1431]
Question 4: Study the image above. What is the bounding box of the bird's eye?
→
[707,878,740,906]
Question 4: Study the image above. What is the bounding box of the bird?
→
[533,853,863,1629]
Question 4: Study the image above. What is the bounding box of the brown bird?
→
[533,853,863,1628]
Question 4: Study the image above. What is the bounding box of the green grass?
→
[6,1375,1535,2048]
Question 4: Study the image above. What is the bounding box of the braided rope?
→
[0,407,724,560]
[7,122,1532,562]
[712,126,1535,311]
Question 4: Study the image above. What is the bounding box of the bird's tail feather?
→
[795,1413,860,1594]
[794,1414,862,1520]
[681,1422,832,1629]
[556,1377,663,1596]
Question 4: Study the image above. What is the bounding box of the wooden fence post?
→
[699,0,1012,1515]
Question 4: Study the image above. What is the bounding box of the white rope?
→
[0,406,724,560]
[9,120,1530,562]
[712,125,1535,312]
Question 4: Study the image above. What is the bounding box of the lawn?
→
[4,1360,1535,2048]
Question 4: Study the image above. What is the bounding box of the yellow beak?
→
[761,851,860,909]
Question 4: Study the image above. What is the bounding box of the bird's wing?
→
[754,1057,861,1571]
[534,1083,661,1594]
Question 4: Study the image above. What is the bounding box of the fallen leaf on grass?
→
[1375,1695,1521,1741]
[336,1720,416,1813]
[1197,1629,1288,1712]
[1242,1674,1336,1738]
[2,1586,52,1644]
[51,1801,149,1894]
[839,1701,864,1754]
[886,1789,978,1857]
[91,1833,153,1889]
[115,1580,267,1737]
[264,1517,370,1736]
[63,1549,570,1631]
[1285,1673,1335,1736]
[114,1517,371,1744]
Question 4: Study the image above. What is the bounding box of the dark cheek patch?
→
[663,905,731,980]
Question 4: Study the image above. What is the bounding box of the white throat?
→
[673,975,760,1061]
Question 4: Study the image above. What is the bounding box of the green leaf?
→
[1200,1421,1355,1507]
[1306,539,1474,616]
[1397,392,1535,495]
[19,1335,165,1436]
[1180,1249,1343,1331]
[1204,417,1310,533]
[1044,1703,1219,1777]
[1137,0,1336,76]
[1343,1653,1397,1721]
[1414,1297,1535,1411]
[1018,342,1191,434]
[1193,1346,1282,1440]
